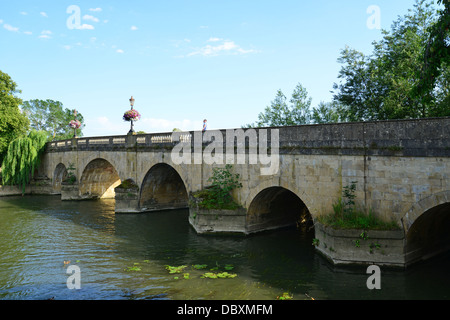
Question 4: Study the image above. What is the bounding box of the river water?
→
[0,195,449,300]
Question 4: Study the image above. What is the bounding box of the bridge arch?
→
[79,158,121,199]
[246,186,313,234]
[139,163,189,212]
[402,190,450,264]
[53,163,68,193]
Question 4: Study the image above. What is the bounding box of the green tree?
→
[21,99,85,140]
[416,0,450,112]
[246,83,312,127]
[0,70,30,163]
[311,101,348,124]
[1,130,48,194]
[333,0,450,121]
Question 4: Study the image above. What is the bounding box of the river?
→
[0,195,449,300]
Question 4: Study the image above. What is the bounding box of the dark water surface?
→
[0,195,449,300]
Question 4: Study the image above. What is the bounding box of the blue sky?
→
[0,0,419,137]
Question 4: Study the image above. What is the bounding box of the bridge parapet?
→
[47,117,450,157]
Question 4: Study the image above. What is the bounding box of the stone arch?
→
[402,190,450,265]
[79,158,121,199]
[139,163,189,212]
[53,163,68,193]
[401,190,450,234]
[246,186,313,234]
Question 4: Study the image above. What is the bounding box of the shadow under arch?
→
[405,201,450,266]
[246,186,313,235]
[79,158,121,199]
[139,163,188,212]
[53,163,68,194]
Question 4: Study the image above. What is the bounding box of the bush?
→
[192,164,242,210]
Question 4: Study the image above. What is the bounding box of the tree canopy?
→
[1,130,48,193]
[0,70,30,163]
[245,83,312,127]
[21,99,85,140]
[332,0,450,120]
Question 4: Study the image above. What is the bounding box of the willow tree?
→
[1,130,48,194]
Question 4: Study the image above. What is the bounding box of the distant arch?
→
[79,158,121,199]
[246,186,313,234]
[53,163,68,193]
[139,163,188,212]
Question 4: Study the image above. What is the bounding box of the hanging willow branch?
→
[1,130,48,194]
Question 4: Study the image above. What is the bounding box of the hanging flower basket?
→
[123,109,141,122]
[69,120,81,129]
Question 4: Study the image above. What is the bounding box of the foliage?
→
[0,70,30,163]
[21,99,85,140]
[62,163,77,185]
[201,272,237,279]
[318,182,400,230]
[165,265,188,274]
[193,164,242,210]
[245,83,312,127]
[415,0,450,107]
[1,130,48,194]
[332,0,450,120]
[277,292,293,300]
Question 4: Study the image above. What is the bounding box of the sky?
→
[0,0,420,137]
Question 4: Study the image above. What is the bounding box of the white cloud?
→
[187,39,258,57]
[20,12,28,15]
[116,49,124,54]
[83,14,99,23]
[23,31,32,35]
[78,24,95,30]
[0,19,3,24]
[130,25,138,31]
[40,12,48,18]
[38,30,52,39]
[89,8,102,12]
[3,24,19,32]
[63,45,72,50]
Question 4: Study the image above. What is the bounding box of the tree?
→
[332,0,450,121]
[0,70,30,163]
[311,101,348,124]
[416,0,450,112]
[1,130,48,194]
[246,83,312,127]
[21,99,85,140]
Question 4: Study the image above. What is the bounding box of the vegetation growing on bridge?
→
[191,164,242,210]
[318,181,400,230]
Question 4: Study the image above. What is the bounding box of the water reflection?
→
[0,195,449,300]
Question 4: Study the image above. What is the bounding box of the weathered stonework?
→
[61,183,80,201]
[314,223,407,268]
[189,207,248,235]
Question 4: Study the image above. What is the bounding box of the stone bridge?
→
[37,117,450,267]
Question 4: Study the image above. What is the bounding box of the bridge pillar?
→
[114,179,140,213]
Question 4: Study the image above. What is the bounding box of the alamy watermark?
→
[171,128,280,176]
[367,5,381,30]
[66,265,81,290]
[366,265,381,290]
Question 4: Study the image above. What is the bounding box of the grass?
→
[317,208,400,230]
[191,189,242,210]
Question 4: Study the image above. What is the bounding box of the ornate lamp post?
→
[123,96,141,135]
[69,109,81,138]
